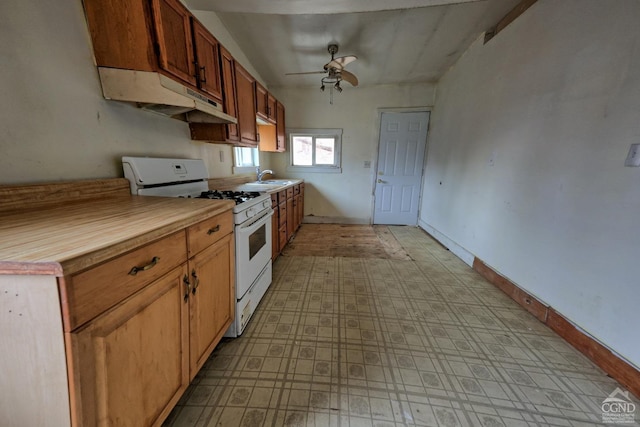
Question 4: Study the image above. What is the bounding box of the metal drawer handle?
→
[183,274,191,302]
[207,225,221,235]
[191,269,200,294]
[199,66,207,83]
[128,256,160,276]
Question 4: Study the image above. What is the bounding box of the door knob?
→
[377,179,387,184]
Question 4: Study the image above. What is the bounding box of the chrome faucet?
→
[256,167,274,182]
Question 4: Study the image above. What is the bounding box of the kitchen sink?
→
[253,179,296,185]
[236,180,297,192]
[235,183,282,192]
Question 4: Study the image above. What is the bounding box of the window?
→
[288,128,342,173]
[233,147,259,173]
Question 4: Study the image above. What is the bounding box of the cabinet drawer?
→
[286,187,294,199]
[187,211,233,257]
[277,190,287,204]
[65,231,187,331]
[293,184,300,195]
[278,202,287,227]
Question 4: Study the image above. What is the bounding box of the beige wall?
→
[267,83,435,223]
[421,0,640,368]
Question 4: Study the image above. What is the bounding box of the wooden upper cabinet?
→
[234,63,259,146]
[152,0,197,86]
[255,82,269,121]
[220,47,239,132]
[267,93,277,123]
[188,44,239,142]
[276,100,286,151]
[192,19,223,103]
[86,0,224,102]
[83,0,157,71]
[256,82,277,124]
[219,48,237,117]
[258,99,286,152]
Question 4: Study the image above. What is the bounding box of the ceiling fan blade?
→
[285,71,326,75]
[340,70,359,87]
[333,55,357,67]
[325,56,358,70]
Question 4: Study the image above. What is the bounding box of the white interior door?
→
[373,111,430,225]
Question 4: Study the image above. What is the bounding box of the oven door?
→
[235,207,273,299]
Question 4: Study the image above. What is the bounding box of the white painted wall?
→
[420,0,640,367]
[0,0,268,184]
[268,84,435,223]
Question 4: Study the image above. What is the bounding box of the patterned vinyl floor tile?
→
[163,225,638,427]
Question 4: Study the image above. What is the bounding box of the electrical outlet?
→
[625,144,640,167]
[219,150,224,163]
[364,161,371,168]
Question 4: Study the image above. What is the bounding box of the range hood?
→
[97,67,237,124]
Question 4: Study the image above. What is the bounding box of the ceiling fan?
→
[286,44,358,102]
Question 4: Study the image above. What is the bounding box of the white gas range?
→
[122,156,273,337]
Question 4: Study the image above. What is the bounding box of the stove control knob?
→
[246,208,255,219]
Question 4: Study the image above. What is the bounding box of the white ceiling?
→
[185,0,522,88]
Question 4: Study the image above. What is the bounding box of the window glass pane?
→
[235,147,259,167]
[315,138,335,165]
[292,136,313,166]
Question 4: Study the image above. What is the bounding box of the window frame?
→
[233,146,260,174]
[287,128,343,173]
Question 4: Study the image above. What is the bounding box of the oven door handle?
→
[237,209,273,234]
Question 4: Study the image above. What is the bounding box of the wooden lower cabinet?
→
[270,194,279,260]
[295,182,304,230]
[278,198,288,256]
[69,265,190,427]
[271,184,305,259]
[279,224,288,252]
[286,194,294,240]
[68,212,235,426]
[188,233,234,378]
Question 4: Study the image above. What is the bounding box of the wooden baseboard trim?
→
[473,258,548,322]
[473,257,640,398]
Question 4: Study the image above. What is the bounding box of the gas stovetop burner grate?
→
[198,190,262,205]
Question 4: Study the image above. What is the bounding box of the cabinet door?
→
[279,224,288,252]
[192,20,223,103]
[286,195,294,240]
[70,265,189,427]
[278,201,287,228]
[255,82,268,121]
[152,0,196,86]
[234,63,258,145]
[271,208,279,260]
[220,46,239,141]
[267,93,277,124]
[83,0,157,72]
[293,194,300,232]
[298,184,305,227]
[188,234,234,378]
[275,101,286,152]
